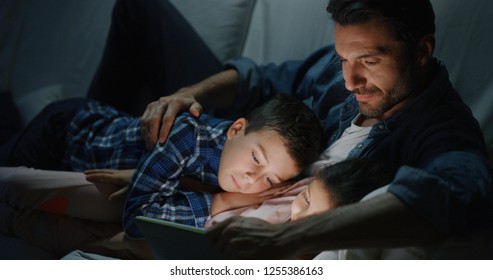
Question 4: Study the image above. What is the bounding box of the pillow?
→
[15,84,65,126]
[169,0,256,62]
[1,0,115,124]
[241,0,332,64]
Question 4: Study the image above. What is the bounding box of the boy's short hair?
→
[244,93,323,171]
[318,157,395,206]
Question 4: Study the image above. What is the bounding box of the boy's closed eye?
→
[251,150,281,187]
[251,150,260,164]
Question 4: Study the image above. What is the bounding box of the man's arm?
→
[207,192,443,259]
[140,69,239,149]
[139,46,336,149]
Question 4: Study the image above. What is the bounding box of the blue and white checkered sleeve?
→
[123,119,199,238]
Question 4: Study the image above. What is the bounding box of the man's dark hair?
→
[327,0,435,49]
[318,157,395,206]
[244,93,323,171]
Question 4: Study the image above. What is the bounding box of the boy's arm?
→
[211,192,260,216]
[179,176,222,193]
[123,120,203,238]
[210,185,289,216]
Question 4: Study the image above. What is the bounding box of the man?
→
[137,0,492,259]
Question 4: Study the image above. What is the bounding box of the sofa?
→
[1,0,492,152]
[1,0,492,259]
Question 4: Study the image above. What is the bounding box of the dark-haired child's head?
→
[218,93,323,194]
[291,158,394,220]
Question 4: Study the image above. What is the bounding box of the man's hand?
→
[140,87,203,149]
[140,69,240,149]
[206,216,297,259]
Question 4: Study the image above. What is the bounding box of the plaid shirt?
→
[63,101,145,171]
[63,101,232,238]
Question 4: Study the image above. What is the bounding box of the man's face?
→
[291,179,335,221]
[335,19,418,119]
[218,119,300,194]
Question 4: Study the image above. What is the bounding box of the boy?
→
[1,93,323,243]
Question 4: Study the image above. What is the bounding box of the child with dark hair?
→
[291,158,395,221]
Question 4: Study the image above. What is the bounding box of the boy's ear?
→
[227,118,247,140]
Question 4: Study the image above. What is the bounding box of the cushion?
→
[241,0,333,64]
[169,0,256,62]
[0,0,115,123]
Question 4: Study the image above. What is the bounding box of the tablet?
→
[135,216,221,260]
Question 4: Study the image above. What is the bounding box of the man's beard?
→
[357,66,417,118]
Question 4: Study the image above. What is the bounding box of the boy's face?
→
[218,118,300,194]
[291,179,335,221]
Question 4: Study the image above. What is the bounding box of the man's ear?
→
[227,118,247,140]
[417,34,435,66]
